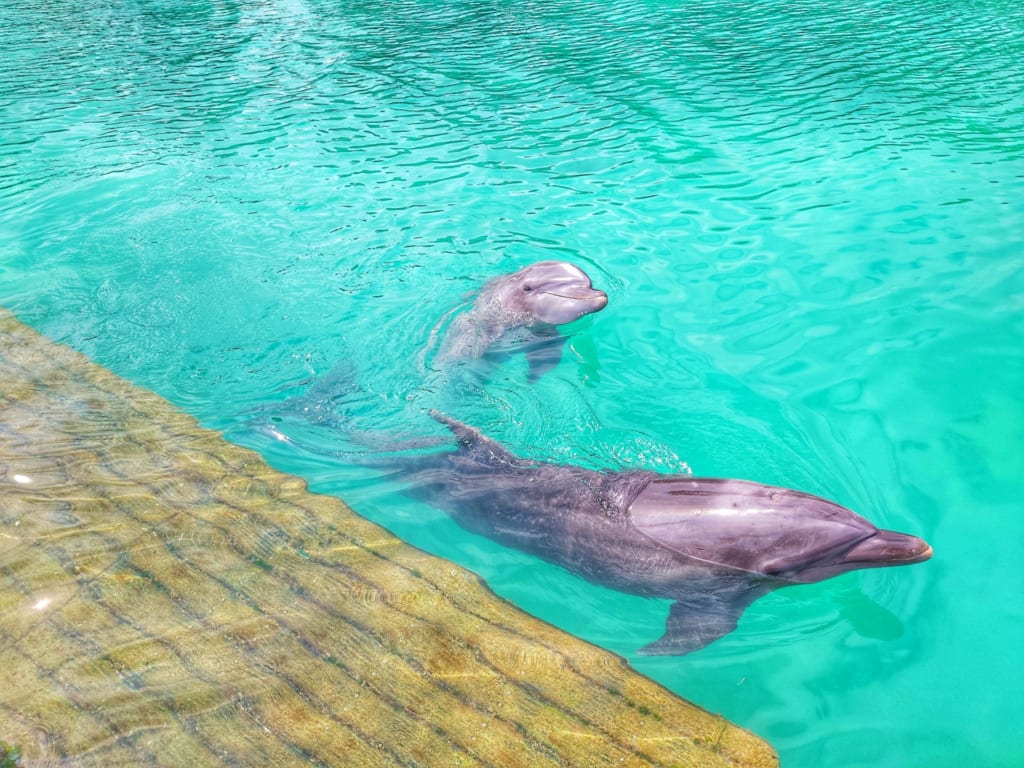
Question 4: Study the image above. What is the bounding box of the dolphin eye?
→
[522,284,533,293]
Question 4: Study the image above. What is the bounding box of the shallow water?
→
[2,0,1022,765]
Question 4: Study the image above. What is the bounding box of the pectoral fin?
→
[525,335,567,382]
[640,591,761,656]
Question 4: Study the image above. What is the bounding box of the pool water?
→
[2,0,1022,765]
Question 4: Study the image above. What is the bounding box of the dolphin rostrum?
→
[392,413,933,655]
[432,260,608,381]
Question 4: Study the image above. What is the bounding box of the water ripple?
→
[2,2,1022,767]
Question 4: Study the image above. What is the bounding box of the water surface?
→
[2,0,1023,765]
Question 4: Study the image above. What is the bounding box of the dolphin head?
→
[627,476,932,585]
[501,261,608,325]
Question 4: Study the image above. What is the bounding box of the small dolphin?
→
[433,261,608,381]
[258,262,605,430]
[392,413,933,655]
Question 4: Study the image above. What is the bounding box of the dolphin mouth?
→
[788,530,932,583]
[840,530,933,566]
[542,289,608,306]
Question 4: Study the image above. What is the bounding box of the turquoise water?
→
[2,0,1022,764]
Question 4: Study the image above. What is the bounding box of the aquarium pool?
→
[2,0,1022,765]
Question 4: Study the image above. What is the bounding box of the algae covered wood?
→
[0,309,778,768]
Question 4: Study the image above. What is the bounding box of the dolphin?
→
[254,262,606,431]
[388,413,933,655]
[432,260,608,381]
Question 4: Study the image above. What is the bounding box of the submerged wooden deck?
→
[0,309,777,768]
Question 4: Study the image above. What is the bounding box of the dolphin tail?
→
[640,590,763,656]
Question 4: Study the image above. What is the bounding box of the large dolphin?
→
[432,260,608,381]
[388,413,933,655]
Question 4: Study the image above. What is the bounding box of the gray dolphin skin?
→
[393,413,933,655]
[434,260,608,380]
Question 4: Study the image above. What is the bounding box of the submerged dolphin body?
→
[392,414,932,655]
[433,260,608,381]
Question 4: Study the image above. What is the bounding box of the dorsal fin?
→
[428,410,518,465]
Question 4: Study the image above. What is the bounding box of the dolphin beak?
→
[544,288,607,305]
[789,529,932,583]
[568,289,608,308]
[532,286,608,325]
[840,530,933,567]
